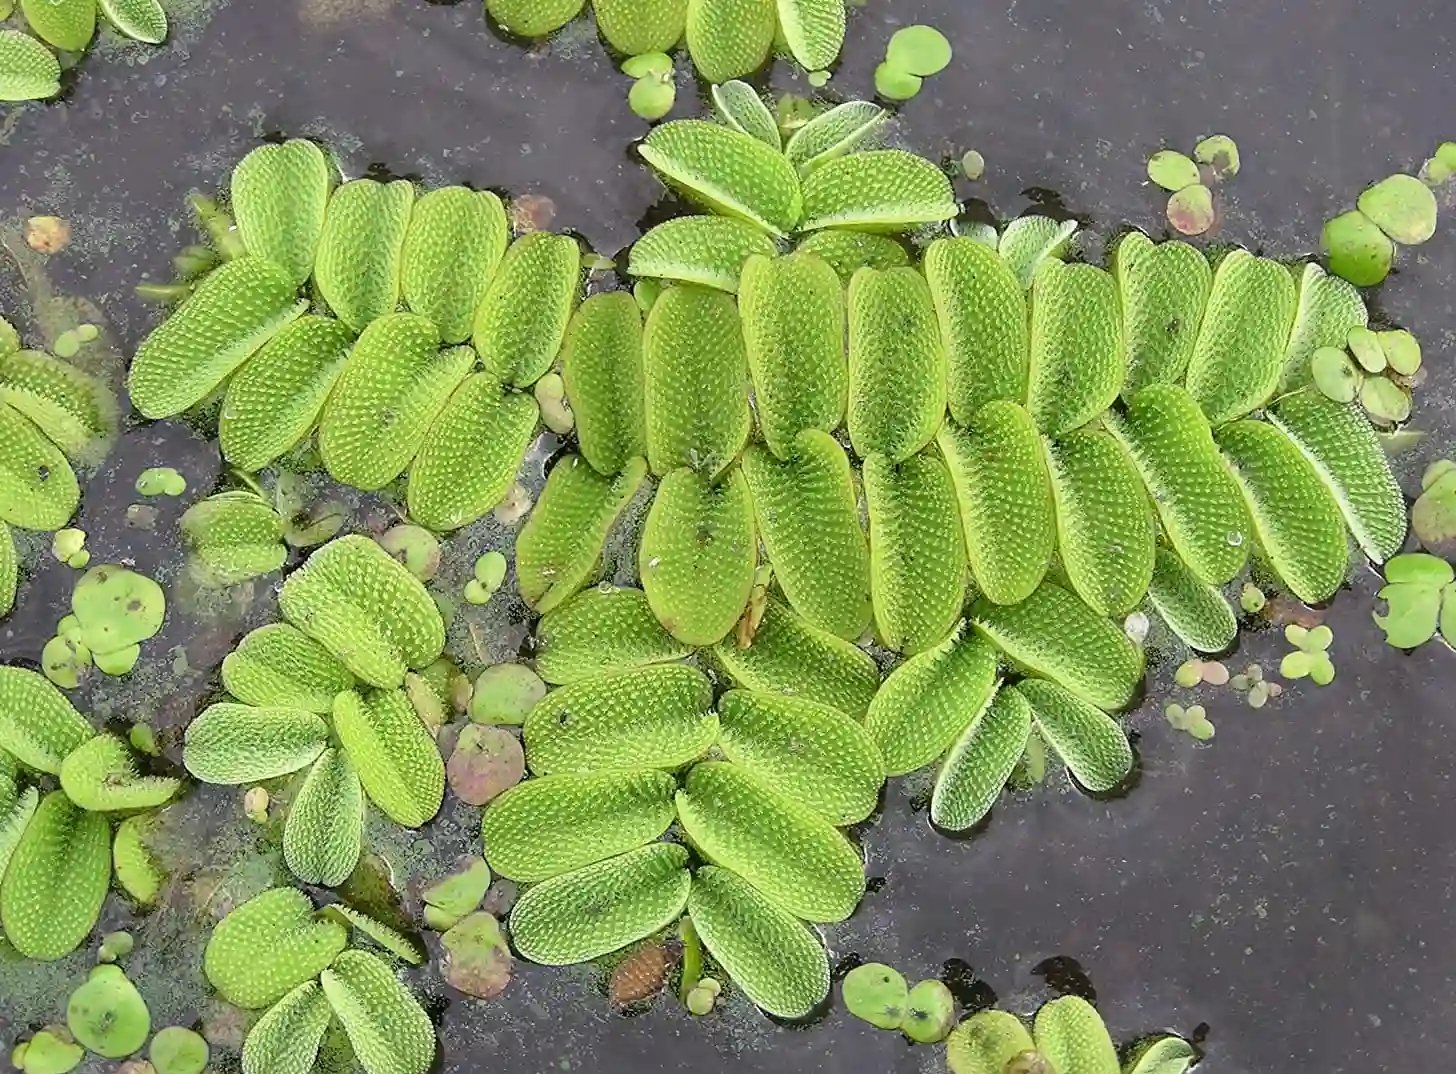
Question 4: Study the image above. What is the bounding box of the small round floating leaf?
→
[66,965,150,1058]
[1378,329,1421,375]
[320,949,435,1074]
[1321,210,1395,287]
[1346,325,1386,372]
[422,857,492,930]
[842,963,909,1030]
[800,150,958,233]
[205,888,348,1010]
[240,980,333,1074]
[946,1010,1037,1074]
[283,747,364,887]
[629,74,676,121]
[717,690,884,824]
[1310,346,1361,403]
[687,866,829,1019]
[639,119,802,237]
[1147,150,1200,192]
[597,0,686,54]
[535,586,692,684]
[874,62,922,101]
[675,761,864,922]
[0,791,110,961]
[1360,375,1411,425]
[621,51,674,78]
[447,724,526,807]
[510,843,691,965]
[148,1027,209,1074]
[0,665,95,774]
[439,912,512,999]
[1357,173,1438,245]
[1193,133,1240,179]
[901,979,956,1044]
[1166,183,1215,236]
[930,684,1032,831]
[886,24,952,76]
[480,768,677,882]
[231,139,333,288]
[469,664,549,725]
[332,688,445,828]
[1033,995,1120,1074]
[523,664,717,775]
[19,1027,84,1074]
[0,30,61,101]
[683,0,775,83]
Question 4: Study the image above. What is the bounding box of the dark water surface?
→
[1,1,1455,1072]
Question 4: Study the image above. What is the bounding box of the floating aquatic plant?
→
[875,24,953,102]
[184,535,447,886]
[1322,162,1443,286]
[1374,552,1456,649]
[207,888,435,1074]
[1146,134,1239,236]
[0,0,170,103]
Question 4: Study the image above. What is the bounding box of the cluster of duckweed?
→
[1145,134,1240,236]
[0,0,171,103]
[1322,145,1448,286]
[40,564,167,685]
[873,24,953,101]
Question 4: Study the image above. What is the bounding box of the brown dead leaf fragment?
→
[1262,596,1327,630]
[447,725,526,806]
[442,912,513,1000]
[609,940,680,1008]
[26,215,71,254]
[509,194,557,233]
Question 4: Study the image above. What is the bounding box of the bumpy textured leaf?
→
[925,237,1029,423]
[739,252,846,457]
[320,950,435,1074]
[1113,232,1211,397]
[1033,996,1120,1074]
[406,374,539,531]
[847,266,946,463]
[561,292,646,476]
[1044,427,1156,616]
[717,690,884,824]
[676,762,863,921]
[800,150,958,232]
[111,815,163,906]
[1026,261,1123,436]
[0,401,79,529]
[480,769,677,882]
[711,80,781,149]
[794,229,908,280]
[284,747,364,887]
[687,866,829,1019]
[0,30,60,101]
[783,101,888,174]
[683,0,775,83]
[630,216,778,294]
[711,595,881,717]
[184,703,329,783]
[0,665,94,774]
[98,0,168,43]
[946,1010,1037,1074]
[401,186,508,344]
[516,454,648,612]
[973,581,1144,711]
[1124,1036,1199,1074]
[59,733,179,811]
[643,283,751,479]
[776,0,845,71]
[0,770,37,927]
[509,843,691,965]
[535,586,692,684]
[241,980,333,1074]
[1270,390,1405,563]
[639,120,802,236]
[314,179,415,333]
[181,491,287,586]
[129,256,308,418]
[523,665,718,774]
[232,139,333,287]
[593,0,686,53]
[0,791,109,960]
[221,622,356,713]
[472,231,580,387]
[332,688,445,828]
[640,466,757,646]
[1015,678,1132,793]
[741,434,869,639]
[0,521,14,617]
[485,0,585,35]
[0,348,117,464]
[319,314,471,491]
[1147,545,1237,654]
[323,905,424,966]
[19,0,94,51]
[1215,419,1350,603]
[1184,250,1298,424]
[864,449,966,653]
[1106,384,1251,584]
[998,216,1077,290]
[931,685,1032,831]
[280,535,445,688]
[938,402,1055,605]
[1278,261,1368,391]
[219,315,354,471]
[205,888,349,1009]
[865,630,998,776]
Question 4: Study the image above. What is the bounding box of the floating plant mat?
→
[0,72,1442,1070]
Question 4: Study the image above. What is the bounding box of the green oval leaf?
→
[205,887,348,1010]
[320,950,435,1074]
[930,685,1031,831]
[535,586,693,684]
[1014,678,1133,793]
[184,702,329,784]
[472,231,580,387]
[594,0,686,53]
[925,236,1029,423]
[221,622,356,713]
[783,100,888,175]
[1026,261,1123,436]
[1113,232,1211,398]
[283,747,364,887]
[561,292,647,476]
[0,401,79,530]
[639,120,801,236]
[847,266,946,463]
[800,150,957,233]
[0,348,117,465]
[0,665,94,774]
[711,80,780,149]
[0,30,60,101]
[240,980,333,1074]
[402,186,508,344]
[313,179,415,333]
[59,732,179,812]
[232,139,333,287]
[629,216,779,294]
[332,688,445,828]
[775,0,846,72]
[1033,996,1120,1074]
[683,0,775,83]
[0,791,109,961]
[1146,546,1237,653]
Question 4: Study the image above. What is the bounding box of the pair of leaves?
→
[947,997,1194,1074]
[181,491,288,586]
[1373,553,1456,650]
